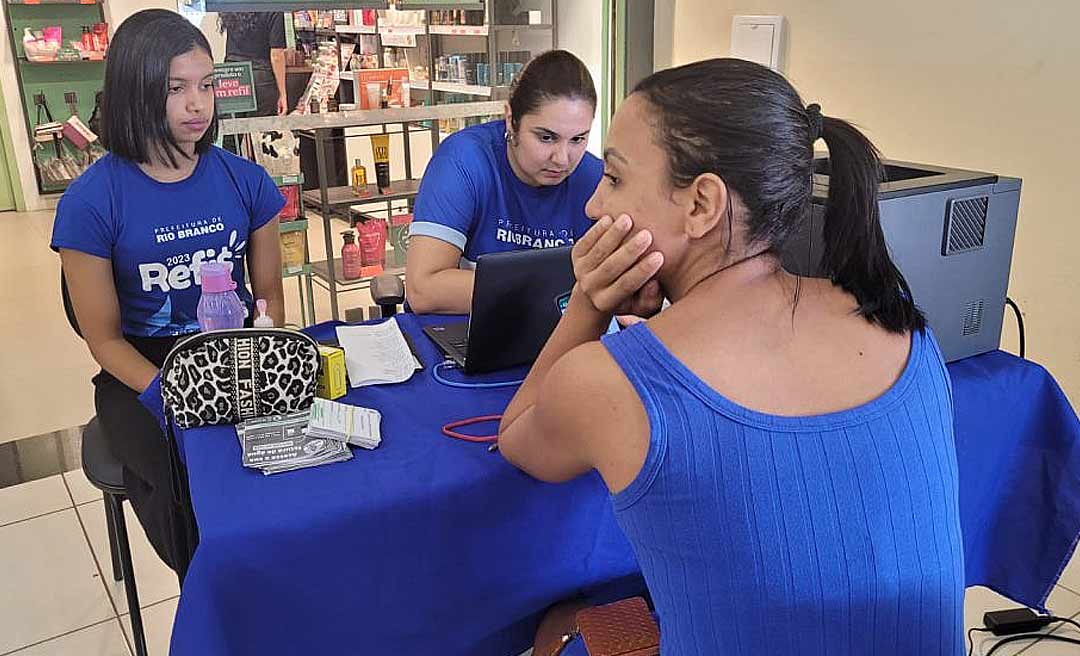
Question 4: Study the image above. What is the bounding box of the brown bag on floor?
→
[543,597,660,656]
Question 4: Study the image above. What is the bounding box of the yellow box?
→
[317,346,347,400]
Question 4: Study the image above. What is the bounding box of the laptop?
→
[424,246,576,374]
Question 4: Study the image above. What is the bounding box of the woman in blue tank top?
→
[498,58,964,655]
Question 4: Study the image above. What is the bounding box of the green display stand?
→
[4,0,106,194]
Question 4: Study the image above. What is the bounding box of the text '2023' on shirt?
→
[50,147,285,337]
[410,120,602,265]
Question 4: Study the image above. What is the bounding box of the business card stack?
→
[236,411,353,475]
[305,398,382,450]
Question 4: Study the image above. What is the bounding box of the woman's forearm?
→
[90,337,161,393]
[407,268,475,315]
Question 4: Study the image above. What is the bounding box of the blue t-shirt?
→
[411,119,602,265]
[50,148,285,337]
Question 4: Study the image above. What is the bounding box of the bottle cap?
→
[253,299,274,328]
[200,261,236,293]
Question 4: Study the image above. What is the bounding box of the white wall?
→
[652,0,675,72]
[556,0,603,157]
[663,0,1080,407]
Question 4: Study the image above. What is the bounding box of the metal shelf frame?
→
[221,101,504,321]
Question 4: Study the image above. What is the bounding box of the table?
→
[951,351,1080,608]
[170,315,1080,655]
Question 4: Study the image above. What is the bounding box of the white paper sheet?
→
[335,318,416,387]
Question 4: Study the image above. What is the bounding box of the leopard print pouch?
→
[160,328,320,429]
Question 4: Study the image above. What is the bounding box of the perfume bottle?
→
[351,158,370,197]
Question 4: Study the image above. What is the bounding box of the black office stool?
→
[82,419,148,656]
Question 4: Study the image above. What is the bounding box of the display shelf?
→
[6,0,99,4]
[278,218,309,233]
[303,178,421,210]
[428,24,487,36]
[272,173,304,186]
[283,263,312,278]
[39,177,70,193]
[335,23,376,35]
[339,71,427,88]
[294,27,337,37]
[252,0,554,322]
[398,1,482,9]
[492,24,552,31]
[20,57,105,64]
[424,0,556,105]
[219,100,504,134]
[5,0,107,194]
[378,24,427,36]
[430,80,493,97]
[311,259,404,289]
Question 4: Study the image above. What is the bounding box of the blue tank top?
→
[601,324,964,656]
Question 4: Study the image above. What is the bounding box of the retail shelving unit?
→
[272,172,318,327]
[406,0,556,107]
[219,101,503,322]
[3,0,107,194]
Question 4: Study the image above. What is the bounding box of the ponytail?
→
[632,58,926,334]
[818,116,925,334]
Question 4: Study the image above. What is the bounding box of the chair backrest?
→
[60,271,84,339]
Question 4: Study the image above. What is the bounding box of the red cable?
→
[442,415,502,443]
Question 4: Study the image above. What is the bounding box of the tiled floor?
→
[1,464,1079,655]
[0,469,178,655]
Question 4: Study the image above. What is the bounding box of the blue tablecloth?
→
[170,315,1080,655]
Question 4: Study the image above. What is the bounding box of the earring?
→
[504,130,516,146]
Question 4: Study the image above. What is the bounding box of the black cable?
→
[968,627,994,655]
[1049,615,1080,634]
[984,633,1080,655]
[1005,296,1025,359]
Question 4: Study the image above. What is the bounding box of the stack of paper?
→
[306,398,382,449]
[236,411,352,475]
[336,318,417,387]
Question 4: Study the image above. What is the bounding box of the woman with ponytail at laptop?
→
[406,50,601,314]
[498,58,963,655]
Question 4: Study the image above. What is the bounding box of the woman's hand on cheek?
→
[572,213,664,315]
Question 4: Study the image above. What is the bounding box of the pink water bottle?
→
[197,262,247,332]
